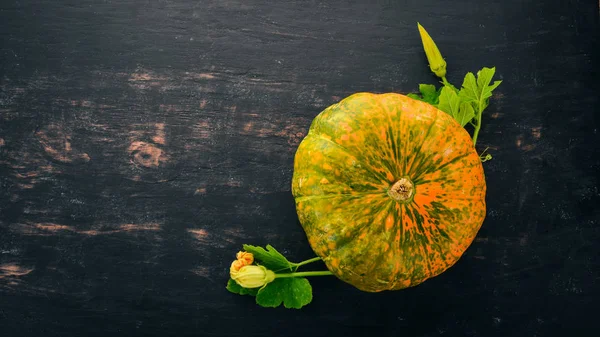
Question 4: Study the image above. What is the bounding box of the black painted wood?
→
[1,1,598,336]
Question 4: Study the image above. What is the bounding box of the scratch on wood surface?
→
[187,227,245,249]
[11,222,162,237]
[52,98,116,109]
[239,119,306,146]
[193,121,212,139]
[222,228,246,239]
[70,99,93,107]
[36,124,91,163]
[0,263,34,278]
[242,28,353,43]
[225,178,242,187]
[39,164,60,174]
[188,228,209,240]
[126,68,223,92]
[190,266,211,278]
[16,183,35,189]
[158,104,179,113]
[129,70,169,82]
[127,69,170,90]
[515,134,537,152]
[152,123,166,145]
[117,223,162,232]
[4,147,64,191]
[32,223,73,232]
[183,72,216,80]
[13,171,40,179]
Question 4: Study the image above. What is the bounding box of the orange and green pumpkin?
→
[291,92,486,292]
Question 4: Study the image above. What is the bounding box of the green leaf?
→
[418,84,439,104]
[437,86,460,116]
[242,244,294,272]
[443,81,460,94]
[407,93,422,100]
[457,102,476,127]
[408,84,441,105]
[458,67,502,112]
[458,72,478,104]
[226,278,259,296]
[255,278,313,309]
[437,86,475,127]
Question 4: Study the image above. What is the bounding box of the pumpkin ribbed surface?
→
[291,92,486,292]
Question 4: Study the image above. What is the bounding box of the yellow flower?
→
[230,259,245,274]
[230,265,275,288]
[417,23,447,78]
[236,251,254,265]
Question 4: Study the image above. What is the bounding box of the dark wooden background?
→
[1,0,598,336]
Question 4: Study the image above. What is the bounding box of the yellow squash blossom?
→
[230,265,275,288]
[236,251,254,265]
[230,259,245,273]
[417,23,447,78]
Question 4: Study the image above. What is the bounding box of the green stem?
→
[472,102,484,146]
[275,271,334,278]
[293,257,322,268]
[442,76,450,86]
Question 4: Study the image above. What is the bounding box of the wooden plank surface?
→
[1,0,598,336]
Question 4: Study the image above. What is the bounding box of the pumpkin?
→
[291,92,486,292]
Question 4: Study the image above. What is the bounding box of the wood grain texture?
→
[1,0,598,336]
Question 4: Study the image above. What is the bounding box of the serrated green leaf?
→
[255,278,312,309]
[476,68,502,101]
[438,86,461,116]
[458,67,502,111]
[456,102,476,127]
[458,72,478,104]
[242,244,294,272]
[438,86,475,127]
[444,81,460,93]
[437,87,475,126]
[226,278,259,296]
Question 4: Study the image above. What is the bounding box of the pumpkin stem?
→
[275,271,334,279]
[388,177,415,202]
[293,257,323,268]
